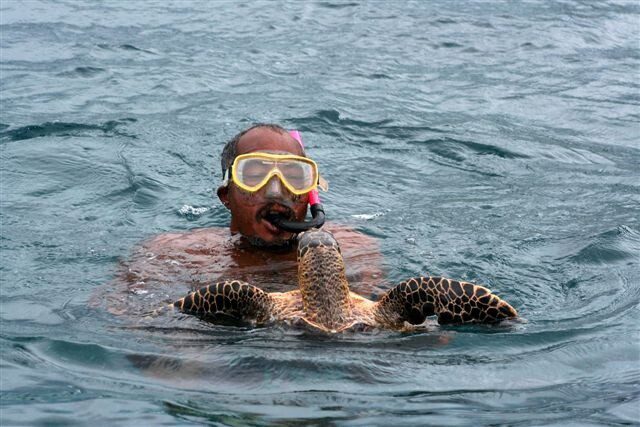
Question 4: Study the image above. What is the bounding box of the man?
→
[99,124,384,315]
[216,123,319,248]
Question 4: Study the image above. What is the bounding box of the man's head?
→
[217,124,310,247]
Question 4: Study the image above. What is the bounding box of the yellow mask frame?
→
[230,152,324,196]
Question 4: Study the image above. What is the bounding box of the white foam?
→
[350,211,386,221]
[178,205,210,217]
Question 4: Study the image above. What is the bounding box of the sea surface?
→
[1,1,639,426]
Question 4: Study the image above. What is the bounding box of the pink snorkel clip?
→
[264,130,326,233]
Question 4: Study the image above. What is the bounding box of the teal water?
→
[1,1,639,425]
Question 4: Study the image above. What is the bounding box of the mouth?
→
[258,204,295,233]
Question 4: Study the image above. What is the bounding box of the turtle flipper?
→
[174,280,274,324]
[375,276,517,326]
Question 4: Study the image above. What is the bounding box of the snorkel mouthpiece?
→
[265,189,325,233]
[265,131,326,233]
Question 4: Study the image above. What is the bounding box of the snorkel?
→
[264,130,326,233]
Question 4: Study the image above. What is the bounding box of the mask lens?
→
[279,160,315,191]
[235,158,274,188]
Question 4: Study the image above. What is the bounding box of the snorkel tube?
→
[265,130,326,233]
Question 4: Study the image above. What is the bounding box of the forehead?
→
[236,128,304,156]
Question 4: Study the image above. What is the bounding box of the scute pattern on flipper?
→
[170,229,518,332]
[375,276,517,326]
[174,280,274,323]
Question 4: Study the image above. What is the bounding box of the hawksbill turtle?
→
[172,229,518,332]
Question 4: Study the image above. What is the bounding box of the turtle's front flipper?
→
[174,280,274,324]
[374,276,517,326]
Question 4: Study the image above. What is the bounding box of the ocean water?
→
[1,1,639,425]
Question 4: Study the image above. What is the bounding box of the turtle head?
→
[297,229,340,261]
[296,229,352,331]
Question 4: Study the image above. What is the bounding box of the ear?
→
[217,185,230,209]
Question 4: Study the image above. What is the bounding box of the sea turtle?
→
[172,229,518,332]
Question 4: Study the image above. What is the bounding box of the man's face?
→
[218,127,309,246]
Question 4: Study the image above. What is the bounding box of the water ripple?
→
[0,119,137,142]
[1,0,638,424]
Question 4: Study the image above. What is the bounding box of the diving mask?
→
[229,152,323,195]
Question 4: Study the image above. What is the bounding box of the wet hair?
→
[220,123,305,179]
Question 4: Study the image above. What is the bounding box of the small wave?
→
[120,44,144,51]
[119,44,157,55]
[571,244,633,265]
[435,41,464,49]
[434,18,458,25]
[568,225,639,265]
[356,72,392,80]
[317,2,359,9]
[57,66,107,78]
[288,112,452,150]
[409,137,529,160]
[288,109,393,135]
[96,43,157,55]
[0,119,137,142]
[536,146,616,165]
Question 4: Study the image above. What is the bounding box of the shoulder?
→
[139,223,379,253]
[141,227,232,252]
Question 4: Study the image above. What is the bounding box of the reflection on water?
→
[1,0,639,425]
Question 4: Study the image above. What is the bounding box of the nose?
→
[264,175,285,198]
